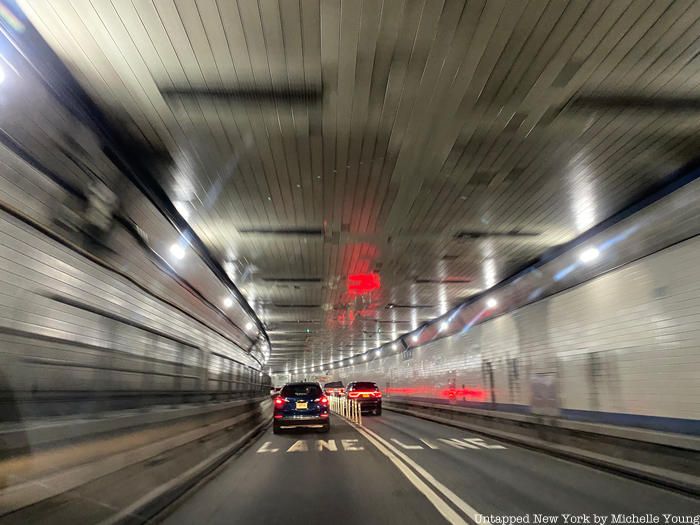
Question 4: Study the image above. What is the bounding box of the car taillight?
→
[348,391,359,399]
[274,397,285,407]
[374,391,382,398]
[320,396,329,406]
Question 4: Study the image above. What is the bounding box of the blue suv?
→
[273,382,330,434]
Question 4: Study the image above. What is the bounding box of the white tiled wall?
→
[330,235,700,423]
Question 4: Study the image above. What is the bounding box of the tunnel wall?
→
[0,144,268,419]
[320,178,700,435]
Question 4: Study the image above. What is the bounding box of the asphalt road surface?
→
[162,410,699,525]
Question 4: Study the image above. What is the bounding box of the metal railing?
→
[329,395,362,425]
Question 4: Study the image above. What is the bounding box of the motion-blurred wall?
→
[0,43,269,421]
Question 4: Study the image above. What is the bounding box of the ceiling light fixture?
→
[174,200,191,220]
[169,243,186,260]
[440,321,449,332]
[411,334,419,343]
[579,247,600,263]
[486,298,498,309]
[223,297,233,308]
[246,322,254,331]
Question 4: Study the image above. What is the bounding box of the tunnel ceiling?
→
[20,0,700,372]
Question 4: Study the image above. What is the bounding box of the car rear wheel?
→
[273,422,282,434]
[374,406,382,416]
[319,423,330,433]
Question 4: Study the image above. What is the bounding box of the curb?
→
[99,419,268,525]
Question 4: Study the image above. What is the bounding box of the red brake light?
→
[274,396,285,407]
[320,396,329,406]
[348,391,359,399]
[374,391,382,398]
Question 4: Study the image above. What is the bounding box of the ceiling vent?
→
[273,320,320,324]
[385,303,434,310]
[161,85,323,104]
[414,278,471,284]
[238,227,323,236]
[454,230,539,240]
[261,277,322,283]
[567,93,700,113]
[272,303,322,308]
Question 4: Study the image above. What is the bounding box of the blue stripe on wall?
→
[389,396,700,436]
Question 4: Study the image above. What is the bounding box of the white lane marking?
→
[287,440,308,452]
[438,438,480,450]
[256,441,279,453]
[341,439,364,451]
[359,425,491,525]
[391,438,424,450]
[348,423,468,525]
[420,438,440,449]
[317,439,338,451]
[464,438,506,449]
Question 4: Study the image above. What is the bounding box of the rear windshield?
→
[324,381,343,388]
[281,384,323,398]
[350,382,378,391]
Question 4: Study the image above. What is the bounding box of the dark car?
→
[346,381,382,415]
[273,382,330,434]
[323,381,345,397]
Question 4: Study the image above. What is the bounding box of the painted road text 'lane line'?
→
[392,438,424,449]
[255,436,505,454]
[256,442,279,453]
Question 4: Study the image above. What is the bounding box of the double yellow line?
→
[347,419,490,525]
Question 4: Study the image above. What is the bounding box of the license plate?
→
[362,394,370,398]
[296,401,308,409]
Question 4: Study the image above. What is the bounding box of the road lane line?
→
[358,423,491,525]
[345,422,467,524]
